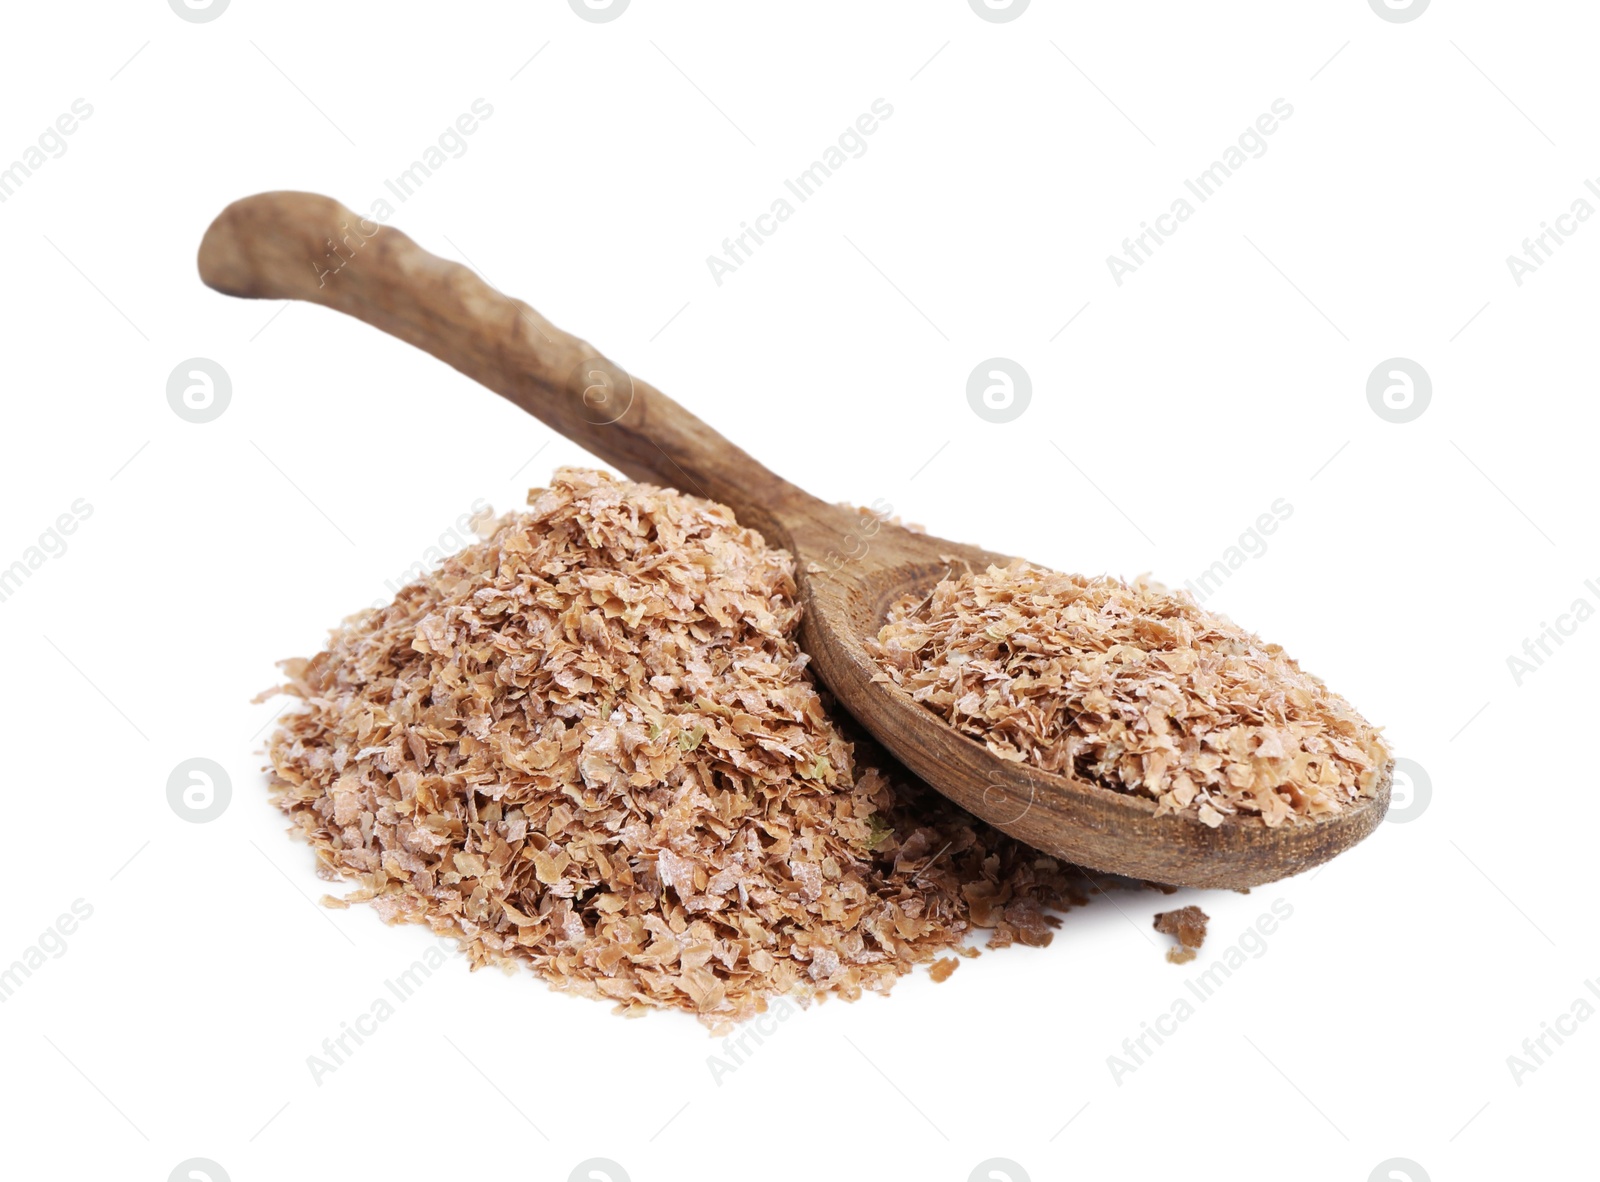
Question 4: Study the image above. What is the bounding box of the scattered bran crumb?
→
[868,561,1390,828]
[929,957,959,983]
[1154,905,1209,964]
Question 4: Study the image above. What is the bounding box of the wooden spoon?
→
[198,191,1390,888]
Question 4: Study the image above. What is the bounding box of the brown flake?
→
[1154,904,1209,964]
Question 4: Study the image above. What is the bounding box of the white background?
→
[0,2,1592,1179]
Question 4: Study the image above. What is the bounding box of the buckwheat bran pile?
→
[868,561,1389,829]
[264,470,1092,1030]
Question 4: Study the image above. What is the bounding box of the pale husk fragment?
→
[868,561,1389,828]
[265,470,1094,1030]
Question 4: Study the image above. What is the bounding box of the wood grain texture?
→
[199,191,1390,888]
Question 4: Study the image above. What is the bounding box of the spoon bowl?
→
[199,191,1391,889]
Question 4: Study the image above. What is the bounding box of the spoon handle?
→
[198,191,806,535]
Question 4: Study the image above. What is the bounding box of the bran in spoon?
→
[868,562,1389,829]
[264,469,1095,1030]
